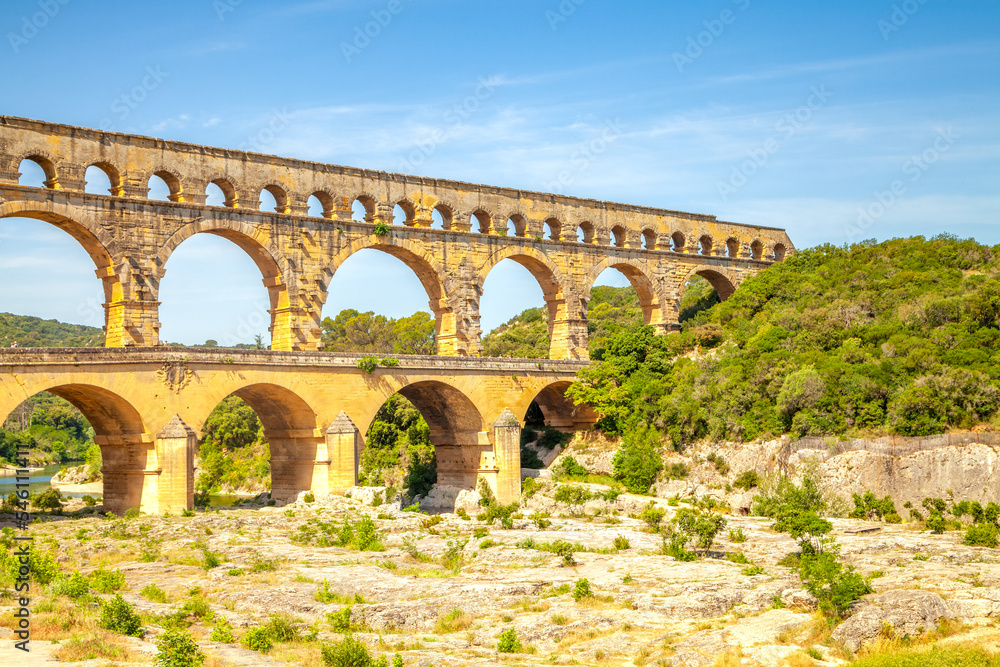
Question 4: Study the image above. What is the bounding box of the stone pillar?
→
[98,432,156,514]
[104,298,160,347]
[549,316,590,360]
[287,194,311,217]
[155,415,196,514]
[492,409,521,504]
[326,412,360,494]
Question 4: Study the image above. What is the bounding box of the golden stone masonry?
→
[0,116,793,513]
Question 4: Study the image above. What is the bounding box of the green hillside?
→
[0,313,103,348]
[568,234,1000,447]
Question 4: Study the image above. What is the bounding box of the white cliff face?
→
[808,444,1000,507]
[671,437,1000,510]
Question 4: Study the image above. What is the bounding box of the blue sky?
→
[1,0,997,345]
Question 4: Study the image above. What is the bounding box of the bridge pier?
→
[269,428,326,502]
[492,409,522,504]
[154,415,196,514]
[97,432,157,514]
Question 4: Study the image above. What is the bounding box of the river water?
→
[0,464,247,507]
[0,462,96,498]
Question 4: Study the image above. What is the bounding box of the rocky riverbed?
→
[2,483,1000,666]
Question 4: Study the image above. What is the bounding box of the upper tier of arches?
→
[3,116,793,263]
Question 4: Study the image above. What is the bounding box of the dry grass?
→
[17,596,100,641]
[711,647,744,666]
[52,629,144,663]
[782,650,818,666]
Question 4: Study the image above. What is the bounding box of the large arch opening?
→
[357,381,485,510]
[0,208,119,344]
[479,252,571,359]
[0,384,147,514]
[526,381,599,433]
[679,268,737,306]
[196,383,319,504]
[321,245,441,355]
[588,264,655,348]
[158,230,284,348]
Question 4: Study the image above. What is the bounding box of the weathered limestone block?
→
[832,590,953,653]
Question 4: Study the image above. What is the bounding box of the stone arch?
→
[432,202,456,230]
[394,198,418,226]
[772,243,787,262]
[393,380,486,490]
[0,382,149,514]
[323,236,460,355]
[86,161,124,197]
[506,212,528,237]
[259,183,290,214]
[678,265,738,302]
[199,382,321,502]
[699,234,714,256]
[544,217,561,241]
[587,257,668,328]
[671,231,686,253]
[470,209,492,234]
[207,176,240,208]
[478,246,582,360]
[726,236,740,258]
[349,193,378,222]
[577,220,595,244]
[309,190,336,219]
[611,225,627,248]
[641,228,657,250]
[523,381,598,431]
[750,239,764,260]
[147,168,185,202]
[157,220,293,349]
[0,200,123,344]
[16,153,60,188]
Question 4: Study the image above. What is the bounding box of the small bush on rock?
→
[154,629,205,667]
[99,594,143,637]
[496,628,522,653]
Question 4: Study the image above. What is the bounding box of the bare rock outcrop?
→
[832,589,954,652]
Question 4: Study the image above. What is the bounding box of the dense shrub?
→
[964,524,999,548]
[99,594,143,637]
[496,628,522,653]
[611,425,664,494]
[153,629,205,667]
[321,635,387,667]
[243,626,273,652]
[849,491,898,522]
